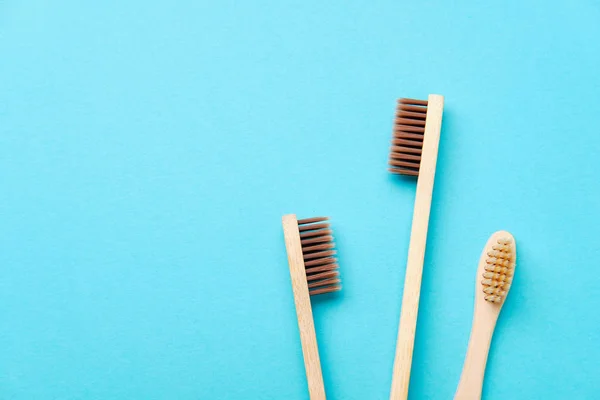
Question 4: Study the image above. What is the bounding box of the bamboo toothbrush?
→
[388,95,445,400]
[282,214,341,400]
[455,231,517,400]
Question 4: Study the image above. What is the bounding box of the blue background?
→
[1,1,599,399]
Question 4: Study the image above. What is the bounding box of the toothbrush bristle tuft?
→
[482,237,515,303]
[298,217,341,296]
[388,98,428,176]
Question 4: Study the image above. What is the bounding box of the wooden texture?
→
[282,214,326,400]
[455,231,516,400]
[390,94,444,400]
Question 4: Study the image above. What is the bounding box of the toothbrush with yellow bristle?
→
[455,231,517,400]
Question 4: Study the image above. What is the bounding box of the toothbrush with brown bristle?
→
[282,214,341,400]
[455,231,517,400]
[388,94,445,400]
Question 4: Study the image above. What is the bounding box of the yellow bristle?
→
[481,237,516,304]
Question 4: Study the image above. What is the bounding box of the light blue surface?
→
[1,1,600,399]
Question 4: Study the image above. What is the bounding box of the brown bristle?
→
[297,217,341,296]
[481,238,515,303]
[389,98,428,176]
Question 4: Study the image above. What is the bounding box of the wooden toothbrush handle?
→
[282,215,326,400]
[390,95,444,400]
[455,309,499,400]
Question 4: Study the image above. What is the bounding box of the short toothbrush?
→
[455,231,517,399]
[388,95,445,400]
[282,215,342,400]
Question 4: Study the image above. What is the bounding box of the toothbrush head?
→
[297,217,341,296]
[481,233,516,304]
[388,98,428,176]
